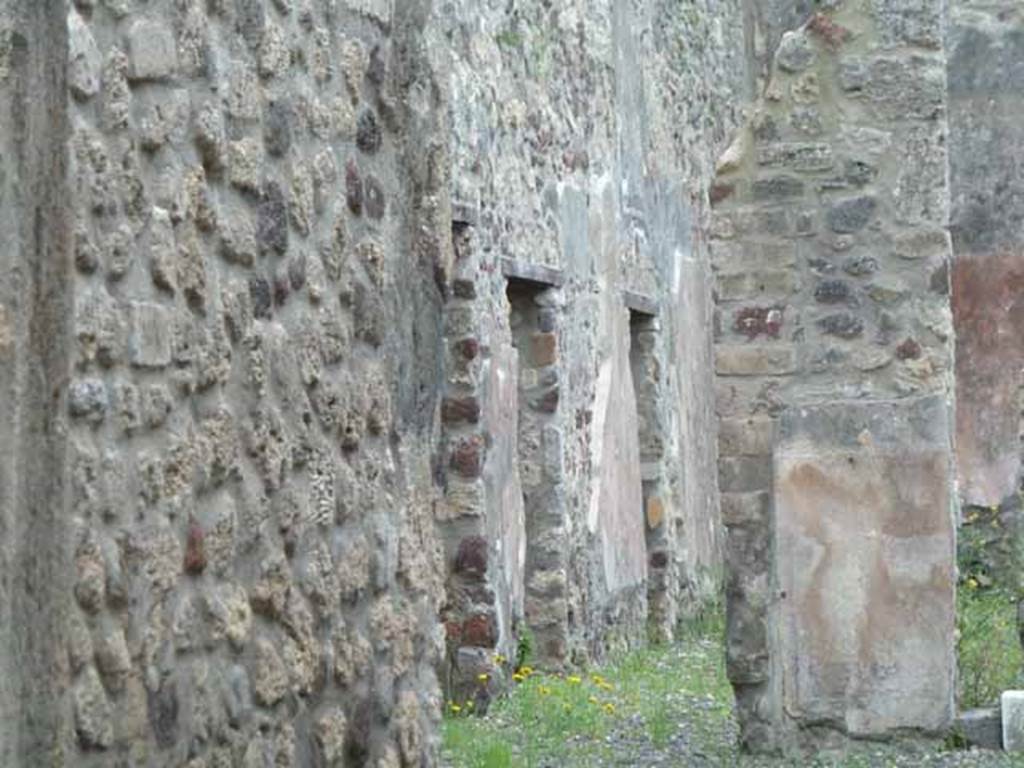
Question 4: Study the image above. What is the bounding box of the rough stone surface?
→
[436,0,748,691]
[957,707,1002,751]
[948,1,1024,512]
[1,0,1007,764]
[0,0,749,758]
[2,1,448,764]
[711,0,957,755]
[776,400,955,738]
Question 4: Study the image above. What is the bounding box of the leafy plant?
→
[957,503,1024,709]
[495,29,523,49]
[957,581,1023,708]
[515,625,534,671]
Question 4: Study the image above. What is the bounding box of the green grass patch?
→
[957,580,1023,708]
[441,607,734,767]
[441,584,1024,767]
[957,511,1024,709]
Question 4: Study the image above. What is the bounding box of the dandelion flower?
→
[603,703,615,714]
[477,673,490,683]
[567,675,582,685]
[449,704,462,714]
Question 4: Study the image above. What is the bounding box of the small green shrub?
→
[515,626,534,671]
[957,507,1024,709]
[494,29,523,48]
[957,582,1023,708]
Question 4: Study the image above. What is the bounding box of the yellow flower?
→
[477,673,490,683]
[588,695,599,705]
[466,701,474,710]
[519,666,534,676]
[591,674,604,685]
[512,673,525,683]
[538,685,551,696]
[493,653,507,665]
[598,681,614,691]
[567,675,582,685]
[603,703,615,714]
[967,577,979,589]
[449,703,462,714]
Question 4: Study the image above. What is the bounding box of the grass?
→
[957,510,1024,709]
[441,604,735,767]
[957,585,1022,708]
[442,561,1024,768]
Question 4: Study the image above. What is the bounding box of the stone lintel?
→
[452,200,479,227]
[623,290,658,316]
[501,258,565,288]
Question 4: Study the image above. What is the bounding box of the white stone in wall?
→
[1003,691,1024,751]
[126,19,178,82]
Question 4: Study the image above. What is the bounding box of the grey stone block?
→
[957,707,1002,751]
[1004,692,1024,751]
[827,196,877,233]
[129,303,172,369]
[776,30,814,73]
[126,20,178,81]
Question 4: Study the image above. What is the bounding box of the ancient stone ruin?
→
[0,0,1021,764]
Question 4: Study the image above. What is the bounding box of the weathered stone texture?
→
[435,0,748,686]
[948,1,1024,510]
[0,0,753,758]
[0,0,450,765]
[0,1,74,764]
[4,0,989,762]
[712,0,957,755]
[776,400,955,736]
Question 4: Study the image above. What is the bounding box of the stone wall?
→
[5,0,452,764]
[0,1,75,762]
[433,0,749,695]
[711,0,957,754]
[947,0,1024,608]
[745,0,816,92]
[2,0,1006,762]
[948,1,1024,509]
[0,0,756,763]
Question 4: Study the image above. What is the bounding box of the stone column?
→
[947,2,1024,583]
[0,1,74,764]
[712,1,956,754]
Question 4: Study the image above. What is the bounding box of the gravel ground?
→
[587,709,1024,767]
[585,645,1024,767]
